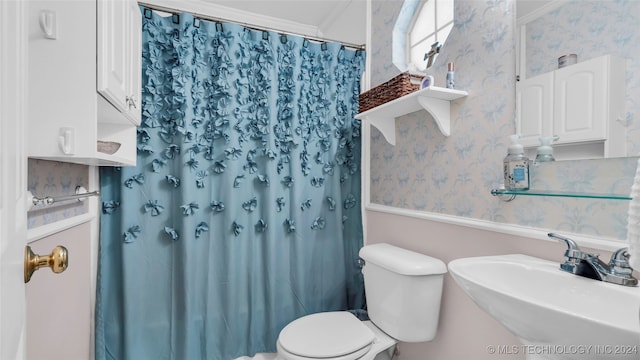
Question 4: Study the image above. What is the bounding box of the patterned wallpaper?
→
[27,159,89,229]
[370,0,406,89]
[368,0,639,241]
[524,0,640,155]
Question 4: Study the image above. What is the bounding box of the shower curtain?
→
[95,9,366,360]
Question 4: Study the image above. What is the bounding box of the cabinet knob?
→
[126,95,138,110]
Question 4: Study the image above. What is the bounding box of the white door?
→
[0,0,28,359]
[3,2,95,359]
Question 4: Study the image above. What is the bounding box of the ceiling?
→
[516,0,553,19]
[146,0,551,47]
[206,0,551,45]
[198,0,367,45]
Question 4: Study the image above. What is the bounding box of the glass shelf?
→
[490,188,632,201]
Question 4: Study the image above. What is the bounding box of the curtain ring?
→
[321,43,328,51]
[262,31,269,41]
[193,18,200,28]
[172,14,180,24]
[143,8,152,19]
[303,39,309,48]
[216,22,223,32]
[279,34,287,44]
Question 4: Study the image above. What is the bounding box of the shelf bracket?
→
[355,86,467,146]
[491,189,517,202]
[365,115,396,145]
[417,96,451,136]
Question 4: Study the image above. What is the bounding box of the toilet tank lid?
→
[359,243,447,275]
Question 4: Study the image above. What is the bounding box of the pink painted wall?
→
[26,223,92,360]
[365,210,613,359]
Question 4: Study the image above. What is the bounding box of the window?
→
[393,0,454,72]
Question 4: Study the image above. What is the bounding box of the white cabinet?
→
[516,72,553,146]
[27,0,141,166]
[97,0,142,125]
[516,55,626,158]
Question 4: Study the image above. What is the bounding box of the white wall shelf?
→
[355,86,468,145]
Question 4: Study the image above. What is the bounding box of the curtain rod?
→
[138,2,366,51]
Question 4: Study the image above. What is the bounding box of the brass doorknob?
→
[24,245,68,283]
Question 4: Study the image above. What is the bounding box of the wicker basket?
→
[358,72,423,113]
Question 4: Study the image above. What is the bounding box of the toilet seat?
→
[278,312,375,359]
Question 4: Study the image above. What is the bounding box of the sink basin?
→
[448,254,640,360]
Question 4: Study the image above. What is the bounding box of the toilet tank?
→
[359,243,446,342]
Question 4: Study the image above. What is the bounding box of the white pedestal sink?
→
[448,254,640,360]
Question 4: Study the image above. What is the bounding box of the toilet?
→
[276,243,447,360]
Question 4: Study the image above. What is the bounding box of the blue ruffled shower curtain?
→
[95,9,365,360]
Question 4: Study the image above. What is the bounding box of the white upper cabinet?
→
[516,55,626,158]
[516,72,553,147]
[27,0,141,166]
[553,55,624,148]
[97,0,142,126]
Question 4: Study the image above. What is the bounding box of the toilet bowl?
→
[276,243,447,360]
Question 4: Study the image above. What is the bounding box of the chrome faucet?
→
[548,233,638,287]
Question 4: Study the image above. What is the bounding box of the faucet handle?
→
[549,232,583,273]
[548,232,578,249]
[609,247,634,276]
[548,232,592,260]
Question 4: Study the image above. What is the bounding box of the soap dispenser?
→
[503,135,530,190]
[535,136,556,164]
[446,62,455,89]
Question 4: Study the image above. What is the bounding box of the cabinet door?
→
[515,72,553,147]
[123,0,142,125]
[97,0,129,113]
[553,57,607,144]
[97,0,141,126]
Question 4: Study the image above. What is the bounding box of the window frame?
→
[404,0,454,71]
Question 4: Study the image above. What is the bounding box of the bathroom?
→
[2,0,639,359]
